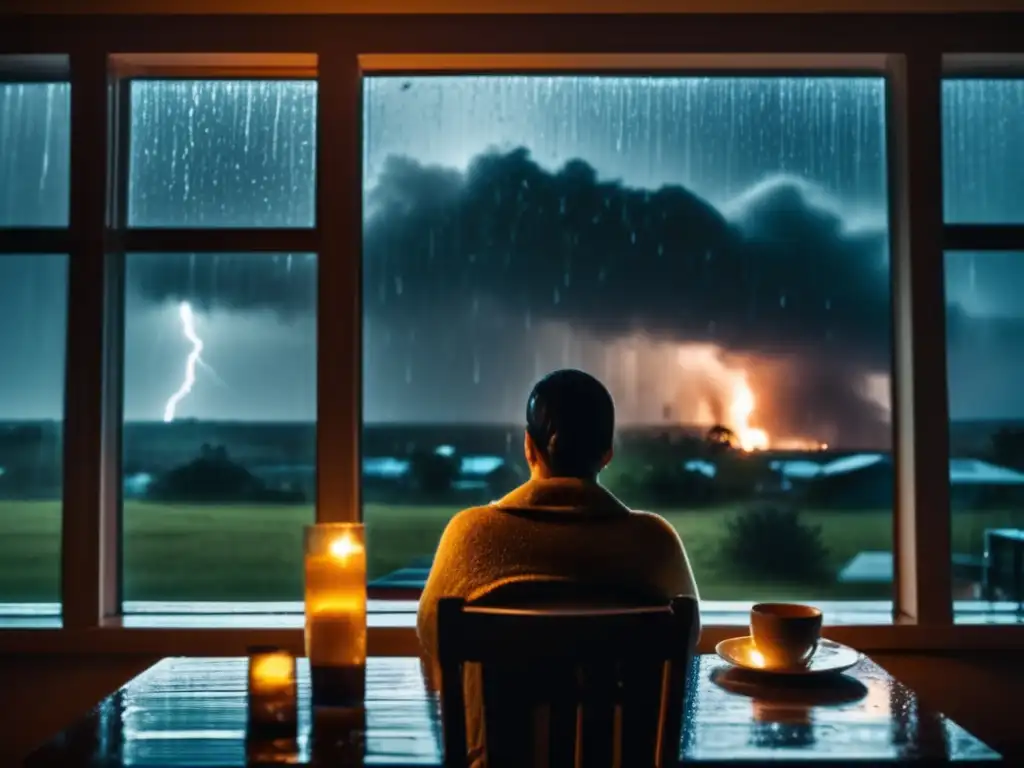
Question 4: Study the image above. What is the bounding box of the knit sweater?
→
[416,477,701,764]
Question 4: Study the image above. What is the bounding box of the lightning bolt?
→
[163,301,205,423]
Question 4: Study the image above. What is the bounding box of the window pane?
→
[0,83,70,227]
[0,255,66,614]
[946,250,1024,623]
[362,76,893,606]
[122,253,316,605]
[128,81,317,228]
[943,79,1024,224]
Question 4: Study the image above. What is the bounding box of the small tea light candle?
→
[247,646,298,734]
[304,524,367,708]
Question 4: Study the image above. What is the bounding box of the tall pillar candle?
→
[304,523,367,708]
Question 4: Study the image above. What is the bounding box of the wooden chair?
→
[437,581,699,768]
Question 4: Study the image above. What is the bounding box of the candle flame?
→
[328,533,364,562]
[748,647,766,668]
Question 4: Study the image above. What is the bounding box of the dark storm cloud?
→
[127,147,900,442]
[364,149,891,363]
[128,252,316,319]
[360,148,894,444]
[128,148,890,359]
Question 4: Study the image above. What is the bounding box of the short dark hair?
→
[526,369,615,478]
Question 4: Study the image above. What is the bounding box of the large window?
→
[0,78,70,617]
[120,77,318,608]
[0,20,1019,649]
[361,75,893,603]
[943,76,1024,623]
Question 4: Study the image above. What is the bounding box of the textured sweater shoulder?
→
[416,476,700,664]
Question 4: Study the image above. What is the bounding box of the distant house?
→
[803,454,893,508]
[363,457,411,482]
[123,472,154,498]
[680,457,777,500]
[146,446,306,504]
[362,448,523,500]
[948,458,1024,509]
[779,453,1024,509]
[768,458,835,492]
[683,459,716,479]
[461,455,523,497]
[770,459,828,483]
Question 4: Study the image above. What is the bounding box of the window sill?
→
[122,599,419,618]
[6,598,1017,626]
[0,600,1022,655]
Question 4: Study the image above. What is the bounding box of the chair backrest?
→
[437,579,699,768]
[467,575,672,610]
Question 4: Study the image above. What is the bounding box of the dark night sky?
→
[1,76,1023,446]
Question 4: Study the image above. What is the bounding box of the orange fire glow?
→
[676,345,772,452]
[729,377,770,452]
[645,340,825,451]
[773,438,830,451]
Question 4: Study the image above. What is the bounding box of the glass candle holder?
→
[247,646,298,736]
[304,523,367,708]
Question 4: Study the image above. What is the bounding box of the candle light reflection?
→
[247,647,298,737]
[748,647,766,668]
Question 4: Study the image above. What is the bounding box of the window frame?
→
[358,52,905,616]
[0,13,1021,654]
[941,55,1024,623]
[0,59,73,619]
[110,60,331,612]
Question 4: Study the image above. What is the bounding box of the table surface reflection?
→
[26,655,999,766]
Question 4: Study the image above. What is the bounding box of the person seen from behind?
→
[418,368,701,679]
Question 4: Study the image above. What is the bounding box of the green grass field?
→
[1,500,1017,604]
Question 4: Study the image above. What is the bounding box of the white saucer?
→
[715,636,863,676]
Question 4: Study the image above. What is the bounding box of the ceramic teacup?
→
[750,603,823,670]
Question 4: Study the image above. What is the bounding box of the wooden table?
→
[26,656,999,766]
